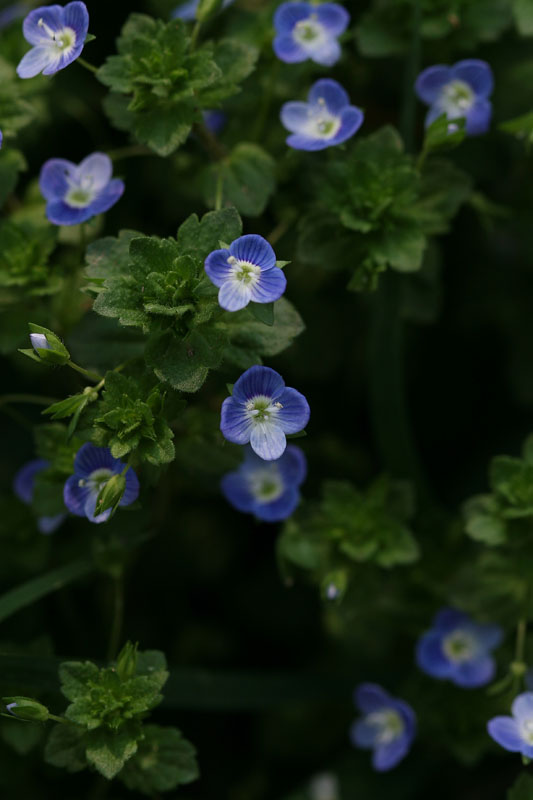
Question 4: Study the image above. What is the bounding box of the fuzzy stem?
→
[77,57,98,74]
[67,360,103,383]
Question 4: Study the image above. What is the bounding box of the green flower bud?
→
[95,473,126,517]
[19,323,70,366]
[116,641,139,681]
[3,696,50,722]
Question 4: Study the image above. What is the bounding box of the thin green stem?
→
[214,167,224,210]
[48,713,68,724]
[0,394,58,407]
[193,121,226,161]
[400,0,422,153]
[252,59,281,142]
[77,56,98,74]
[107,144,154,162]
[190,20,202,49]
[512,618,528,693]
[67,360,103,383]
[107,575,125,662]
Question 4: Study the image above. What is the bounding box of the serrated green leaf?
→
[85,726,139,779]
[203,142,276,217]
[119,725,199,795]
[44,724,87,773]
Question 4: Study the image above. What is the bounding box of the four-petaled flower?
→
[63,443,139,524]
[220,365,310,461]
[350,683,416,772]
[273,2,349,67]
[39,152,124,226]
[281,79,364,151]
[488,693,533,757]
[415,59,493,136]
[416,608,503,688]
[204,234,286,312]
[17,2,89,79]
[221,444,306,521]
[13,459,66,534]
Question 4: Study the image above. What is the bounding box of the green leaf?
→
[59,661,100,702]
[513,0,533,35]
[501,111,533,147]
[146,326,226,393]
[177,206,242,261]
[508,773,533,799]
[422,113,466,155]
[249,301,274,326]
[45,724,87,773]
[198,38,258,106]
[204,142,275,217]
[85,726,139,779]
[463,495,507,546]
[119,725,199,794]
[0,560,93,625]
[0,149,26,208]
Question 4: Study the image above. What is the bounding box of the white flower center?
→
[227,256,261,287]
[366,709,404,745]
[64,174,96,208]
[245,395,282,424]
[293,15,324,46]
[248,464,284,503]
[79,468,113,493]
[38,18,77,54]
[439,80,474,118]
[306,98,341,140]
[442,629,476,663]
[522,718,533,744]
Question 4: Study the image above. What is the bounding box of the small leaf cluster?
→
[299,126,471,291]
[45,644,198,792]
[86,207,304,392]
[91,372,176,466]
[278,476,419,599]
[0,56,49,139]
[98,14,257,156]
[464,434,533,546]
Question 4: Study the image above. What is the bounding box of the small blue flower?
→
[171,0,234,21]
[205,234,286,312]
[221,444,306,521]
[273,2,349,66]
[63,443,139,524]
[220,365,310,461]
[13,459,66,534]
[415,59,493,136]
[39,152,124,226]
[350,683,416,772]
[17,2,89,79]
[281,78,364,151]
[488,693,533,757]
[416,608,503,688]
[203,110,226,135]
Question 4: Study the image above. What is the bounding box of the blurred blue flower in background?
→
[14,459,66,533]
[350,683,416,771]
[488,693,533,757]
[273,2,349,66]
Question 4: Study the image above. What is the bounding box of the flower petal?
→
[416,631,451,678]
[218,278,253,311]
[330,105,364,145]
[221,471,255,513]
[465,99,492,136]
[475,622,503,651]
[229,234,276,270]
[120,468,140,507]
[252,486,300,522]
[63,474,90,517]
[349,718,380,749]
[280,101,312,135]
[354,683,391,713]
[172,0,199,20]
[415,65,452,104]
[315,3,350,35]
[232,365,285,404]
[17,45,56,78]
[39,158,75,200]
[487,716,523,752]
[205,249,233,287]
[23,5,63,45]
[308,79,349,114]
[38,514,66,534]
[273,34,307,63]
[220,397,253,444]
[78,152,112,191]
[452,59,493,98]
[73,443,116,478]
[286,133,332,151]
[512,692,533,723]
[453,656,495,688]
[432,608,467,631]
[273,2,311,34]
[62,1,89,39]
[88,179,125,216]
[13,459,49,504]
[278,445,307,487]
[83,491,113,524]
[307,37,341,67]
[249,267,287,304]
[277,387,310,434]
[372,737,410,771]
[46,200,93,225]
[250,421,286,461]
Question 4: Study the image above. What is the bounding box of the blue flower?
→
[30,332,51,351]
[416,608,503,688]
[205,234,286,312]
[171,0,234,21]
[220,365,310,461]
[17,2,89,79]
[203,110,226,135]
[221,444,306,521]
[273,2,349,66]
[13,459,66,534]
[63,443,139,524]
[350,683,416,772]
[39,152,124,226]
[415,59,493,136]
[281,79,364,151]
[488,693,533,758]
